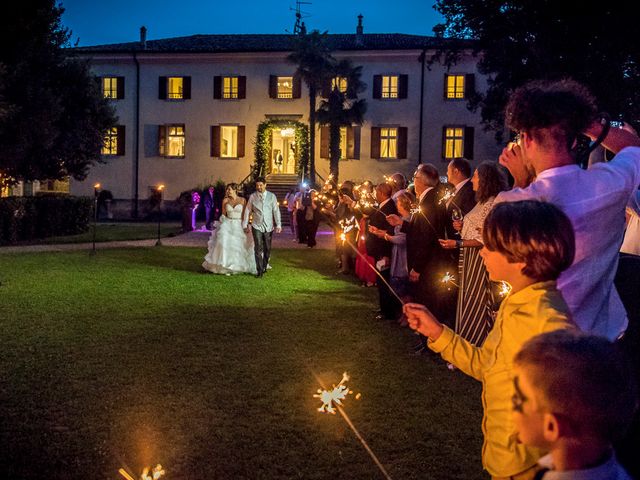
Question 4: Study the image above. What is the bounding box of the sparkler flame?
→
[314,372,352,414]
[498,281,512,297]
[409,206,421,215]
[118,464,165,480]
[438,189,454,205]
[440,271,460,289]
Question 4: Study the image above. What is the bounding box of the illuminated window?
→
[221,126,238,158]
[339,127,347,159]
[277,77,293,98]
[222,77,239,99]
[380,128,398,158]
[332,77,348,93]
[167,77,184,99]
[102,127,119,155]
[102,77,118,99]
[444,127,464,159]
[165,125,185,157]
[446,75,465,99]
[38,178,70,194]
[382,76,399,99]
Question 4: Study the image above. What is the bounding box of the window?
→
[211,125,245,158]
[443,127,464,159]
[382,76,398,99]
[103,77,118,99]
[102,126,125,156]
[223,77,238,99]
[446,75,465,99]
[373,75,407,99]
[168,77,184,99]
[159,124,185,157]
[442,126,474,160]
[380,127,398,158]
[339,127,348,159]
[102,76,124,99]
[332,76,348,94]
[221,126,238,158]
[277,76,293,98]
[159,76,191,100]
[38,178,70,194]
[102,127,119,155]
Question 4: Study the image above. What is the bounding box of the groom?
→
[243,177,282,278]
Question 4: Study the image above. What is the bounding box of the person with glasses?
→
[511,330,636,480]
[403,201,576,480]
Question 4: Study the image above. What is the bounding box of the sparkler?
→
[498,281,512,297]
[440,272,460,289]
[312,372,392,480]
[118,464,165,480]
[438,189,455,205]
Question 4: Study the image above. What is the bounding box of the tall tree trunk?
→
[329,123,341,181]
[308,85,317,185]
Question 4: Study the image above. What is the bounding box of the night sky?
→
[60,0,443,47]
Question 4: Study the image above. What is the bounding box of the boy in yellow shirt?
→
[404,200,576,479]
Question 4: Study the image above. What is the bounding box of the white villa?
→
[32,19,501,216]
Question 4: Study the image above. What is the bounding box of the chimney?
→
[140,26,147,49]
[355,15,364,46]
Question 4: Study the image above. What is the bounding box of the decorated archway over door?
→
[253,120,309,180]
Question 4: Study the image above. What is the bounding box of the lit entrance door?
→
[271,128,296,174]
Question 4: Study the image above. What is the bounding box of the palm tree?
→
[316,59,367,182]
[287,31,334,185]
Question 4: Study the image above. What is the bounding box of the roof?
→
[71,33,472,55]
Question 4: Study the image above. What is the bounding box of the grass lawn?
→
[0,247,485,479]
[37,222,183,244]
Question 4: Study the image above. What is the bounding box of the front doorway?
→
[271,128,297,174]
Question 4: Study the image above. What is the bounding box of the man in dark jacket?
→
[203,186,216,230]
[365,182,399,320]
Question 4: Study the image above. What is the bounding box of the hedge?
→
[0,196,92,245]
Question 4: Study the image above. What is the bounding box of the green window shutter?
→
[370,127,381,159]
[320,127,329,158]
[465,74,475,99]
[321,78,331,98]
[372,75,382,99]
[441,126,447,160]
[116,76,125,99]
[292,75,302,99]
[158,125,166,156]
[464,127,474,160]
[397,127,408,159]
[116,125,126,155]
[158,77,167,100]
[268,75,277,98]
[213,76,221,99]
[183,76,191,99]
[399,75,408,99]
[211,126,221,157]
[238,76,247,99]
[237,126,245,158]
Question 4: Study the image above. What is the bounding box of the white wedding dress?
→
[202,203,257,275]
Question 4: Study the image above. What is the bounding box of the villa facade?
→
[68,25,501,215]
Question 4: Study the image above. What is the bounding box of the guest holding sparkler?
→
[387,164,448,323]
[365,182,399,320]
[390,172,408,201]
[304,189,320,248]
[404,200,576,479]
[439,162,509,346]
[294,184,309,244]
[335,187,357,274]
[369,190,414,317]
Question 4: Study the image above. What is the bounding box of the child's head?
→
[481,200,575,283]
[512,330,637,450]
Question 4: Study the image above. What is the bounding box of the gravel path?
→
[0,226,337,254]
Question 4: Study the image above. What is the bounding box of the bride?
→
[202,183,257,275]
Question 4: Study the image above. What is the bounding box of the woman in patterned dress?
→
[439,162,509,345]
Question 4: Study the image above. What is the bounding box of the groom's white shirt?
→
[243,190,281,232]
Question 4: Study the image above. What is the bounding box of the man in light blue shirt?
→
[243,176,282,277]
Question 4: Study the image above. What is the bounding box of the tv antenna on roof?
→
[291,0,311,34]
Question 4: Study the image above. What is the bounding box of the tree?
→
[0,0,117,183]
[287,30,334,184]
[432,0,640,141]
[316,59,367,181]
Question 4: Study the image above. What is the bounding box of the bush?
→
[0,196,92,245]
